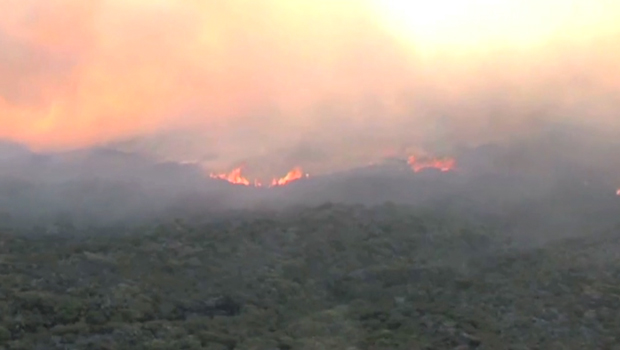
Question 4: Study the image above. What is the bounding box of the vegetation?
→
[0,203,619,349]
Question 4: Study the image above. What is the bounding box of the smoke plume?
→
[1,0,620,176]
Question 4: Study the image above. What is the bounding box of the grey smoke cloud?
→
[0,0,619,177]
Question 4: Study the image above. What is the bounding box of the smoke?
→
[1,0,620,175]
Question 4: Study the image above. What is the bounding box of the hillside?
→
[1,203,619,349]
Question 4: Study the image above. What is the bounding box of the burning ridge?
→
[209,155,457,187]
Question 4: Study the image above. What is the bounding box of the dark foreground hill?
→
[1,203,619,349]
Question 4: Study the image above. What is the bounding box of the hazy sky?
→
[1,0,619,176]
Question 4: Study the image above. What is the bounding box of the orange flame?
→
[209,166,309,187]
[270,167,308,187]
[407,156,456,173]
[209,167,252,186]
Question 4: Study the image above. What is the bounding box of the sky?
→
[1,0,620,177]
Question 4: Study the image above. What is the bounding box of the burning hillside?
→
[209,166,309,187]
[270,167,309,186]
[209,167,252,186]
[408,156,456,173]
[209,155,456,188]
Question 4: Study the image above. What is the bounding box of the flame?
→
[209,167,251,186]
[616,188,620,196]
[407,155,456,172]
[270,167,308,187]
[209,166,309,187]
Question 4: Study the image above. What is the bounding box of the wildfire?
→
[407,156,456,173]
[270,167,309,187]
[210,155,454,187]
[209,166,308,187]
[209,167,251,186]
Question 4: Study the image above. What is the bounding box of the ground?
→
[0,203,619,349]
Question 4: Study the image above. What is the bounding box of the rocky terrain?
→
[1,203,619,349]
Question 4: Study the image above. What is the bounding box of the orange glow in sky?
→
[1,0,619,172]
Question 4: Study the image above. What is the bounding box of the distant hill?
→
[0,143,226,227]
[0,135,618,235]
